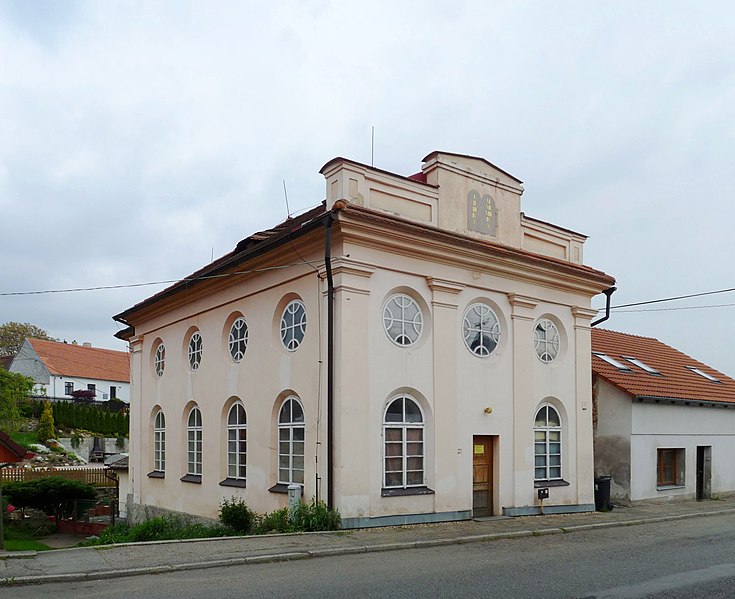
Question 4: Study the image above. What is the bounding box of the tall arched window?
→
[534,405,562,481]
[227,403,247,480]
[278,398,304,484]
[153,410,165,473]
[383,396,424,488]
[187,406,202,476]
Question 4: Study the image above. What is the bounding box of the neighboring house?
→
[106,453,130,519]
[115,151,614,527]
[9,338,130,403]
[592,328,735,503]
[0,355,14,370]
[0,430,35,463]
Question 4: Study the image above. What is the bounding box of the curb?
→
[3,507,735,587]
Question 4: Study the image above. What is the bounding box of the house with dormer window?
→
[115,151,614,527]
[592,328,735,503]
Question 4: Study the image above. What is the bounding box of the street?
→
[7,512,735,598]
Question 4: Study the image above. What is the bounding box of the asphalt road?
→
[9,512,735,598]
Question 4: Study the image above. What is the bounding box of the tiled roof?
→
[28,338,130,383]
[0,430,35,461]
[591,328,735,404]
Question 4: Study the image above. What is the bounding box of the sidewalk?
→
[2,496,735,586]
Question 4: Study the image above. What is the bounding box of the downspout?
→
[324,213,336,510]
[591,287,617,328]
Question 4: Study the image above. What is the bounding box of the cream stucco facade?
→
[116,152,614,527]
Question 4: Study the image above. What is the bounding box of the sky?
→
[1,1,734,374]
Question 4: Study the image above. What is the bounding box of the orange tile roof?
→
[28,338,129,383]
[591,328,735,404]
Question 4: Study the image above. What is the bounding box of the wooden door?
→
[473,436,493,517]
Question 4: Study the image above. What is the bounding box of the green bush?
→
[254,507,290,534]
[219,497,255,534]
[80,516,231,546]
[3,476,97,521]
[291,499,341,532]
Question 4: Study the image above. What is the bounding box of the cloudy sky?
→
[1,1,733,374]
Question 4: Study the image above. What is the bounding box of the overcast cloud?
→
[1,1,734,374]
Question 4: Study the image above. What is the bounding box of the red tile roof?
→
[0,430,35,462]
[591,328,735,404]
[28,338,129,383]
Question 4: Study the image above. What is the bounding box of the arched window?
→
[383,294,423,346]
[229,317,248,362]
[153,410,165,473]
[383,396,424,488]
[154,343,165,377]
[280,301,307,351]
[188,332,203,370]
[534,319,560,363]
[534,405,561,481]
[278,398,304,484]
[227,403,247,480]
[187,406,202,476]
[462,303,500,357]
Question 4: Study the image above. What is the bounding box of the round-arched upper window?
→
[383,294,423,347]
[229,317,248,362]
[154,343,165,377]
[534,319,560,363]
[188,332,203,370]
[462,304,500,357]
[280,300,307,351]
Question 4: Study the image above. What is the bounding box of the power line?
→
[0,259,326,297]
[611,302,735,314]
[610,286,735,309]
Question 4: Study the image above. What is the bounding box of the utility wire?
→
[609,286,735,309]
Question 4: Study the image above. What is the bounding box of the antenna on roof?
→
[283,179,291,218]
[371,126,375,166]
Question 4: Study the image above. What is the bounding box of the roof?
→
[0,430,35,462]
[0,355,13,370]
[591,328,735,404]
[27,338,130,383]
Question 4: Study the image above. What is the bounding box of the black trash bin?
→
[594,476,613,511]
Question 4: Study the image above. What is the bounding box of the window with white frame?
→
[280,300,307,351]
[153,410,165,473]
[229,317,248,362]
[383,294,423,346]
[65,382,74,395]
[188,332,203,370]
[534,319,560,363]
[187,407,202,476]
[227,403,247,480]
[534,405,562,481]
[154,343,166,377]
[278,397,304,484]
[383,396,424,488]
[462,303,500,357]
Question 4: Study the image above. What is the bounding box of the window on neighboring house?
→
[534,405,562,481]
[153,410,166,473]
[87,383,96,396]
[534,319,560,363]
[227,403,247,481]
[383,396,424,489]
[623,356,660,375]
[657,448,685,487]
[280,300,307,351]
[110,386,117,399]
[462,303,500,357]
[188,332,203,371]
[187,407,202,476]
[592,352,632,371]
[229,317,248,362]
[686,366,721,383]
[383,294,423,346]
[65,382,74,395]
[278,397,305,484]
[154,343,166,377]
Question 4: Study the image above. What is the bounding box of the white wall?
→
[39,375,130,403]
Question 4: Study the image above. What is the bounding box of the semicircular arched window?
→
[383,395,424,488]
[534,405,561,481]
[227,403,247,480]
[187,406,202,476]
[278,397,305,484]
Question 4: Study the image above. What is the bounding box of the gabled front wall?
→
[593,378,633,500]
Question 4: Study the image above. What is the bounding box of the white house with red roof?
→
[591,328,735,503]
[9,338,130,403]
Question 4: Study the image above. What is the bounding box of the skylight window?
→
[623,356,660,375]
[686,366,721,383]
[593,352,632,371]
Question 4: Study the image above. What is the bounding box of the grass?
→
[8,431,37,448]
[3,529,52,552]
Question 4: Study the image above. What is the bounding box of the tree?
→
[0,369,33,432]
[0,322,56,356]
[37,400,56,442]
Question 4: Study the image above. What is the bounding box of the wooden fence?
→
[0,466,116,487]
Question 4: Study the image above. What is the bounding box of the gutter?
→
[635,395,735,408]
[591,287,617,327]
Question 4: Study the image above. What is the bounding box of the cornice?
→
[426,277,465,295]
[507,294,539,311]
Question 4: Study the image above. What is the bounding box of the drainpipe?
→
[324,213,336,510]
[591,287,617,328]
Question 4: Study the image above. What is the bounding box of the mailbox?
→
[537,487,550,500]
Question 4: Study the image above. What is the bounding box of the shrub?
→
[80,516,231,546]
[3,476,97,521]
[219,497,255,534]
[291,499,341,532]
[70,432,82,449]
[37,400,56,441]
[254,507,290,534]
